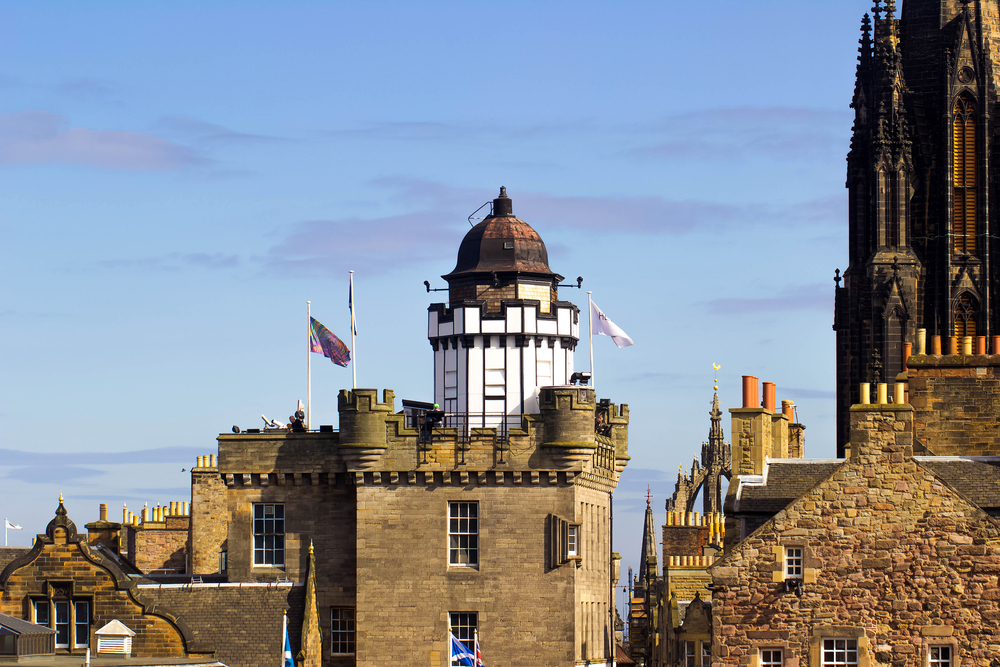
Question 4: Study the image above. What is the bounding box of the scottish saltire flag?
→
[450,632,475,666]
[591,301,635,348]
[474,630,485,667]
[310,317,351,367]
[282,614,293,667]
[4,520,21,530]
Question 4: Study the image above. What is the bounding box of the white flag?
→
[591,301,634,348]
[4,519,21,530]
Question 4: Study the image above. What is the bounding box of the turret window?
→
[953,96,977,254]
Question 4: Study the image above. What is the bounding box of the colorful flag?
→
[474,630,485,667]
[591,301,635,348]
[450,632,475,666]
[4,520,21,530]
[310,317,351,367]
[282,613,293,667]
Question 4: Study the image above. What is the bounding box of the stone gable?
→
[710,406,1000,665]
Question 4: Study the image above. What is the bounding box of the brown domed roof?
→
[443,187,560,281]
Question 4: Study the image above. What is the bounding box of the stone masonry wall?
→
[190,465,228,575]
[907,354,1000,454]
[711,405,1000,665]
[0,542,191,658]
[354,480,585,667]
[222,479,356,666]
[134,518,189,574]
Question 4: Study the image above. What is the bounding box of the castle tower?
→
[835,0,1000,453]
[428,187,580,429]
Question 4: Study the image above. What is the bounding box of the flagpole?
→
[307,301,312,429]
[282,611,286,667]
[350,270,357,390]
[588,291,595,391]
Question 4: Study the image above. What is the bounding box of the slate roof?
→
[736,461,844,513]
[915,457,1000,511]
[0,611,55,636]
[137,583,305,667]
[0,547,30,573]
[736,457,1000,519]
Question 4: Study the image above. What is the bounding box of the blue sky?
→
[1,1,863,582]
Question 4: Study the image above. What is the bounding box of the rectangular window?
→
[449,502,478,566]
[331,607,356,655]
[34,600,50,626]
[54,601,70,648]
[702,640,711,664]
[567,525,579,557]
[253,503,285,567]
[761,648,783,666]
[682,639,696,667]
[823,639,858,667]
[929,646,952,667]
[450,612,477,656]
[74,600,90,648]
[785,547,803,579]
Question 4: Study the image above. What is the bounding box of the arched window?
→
[953,96,977,253]
[954,293,978,338]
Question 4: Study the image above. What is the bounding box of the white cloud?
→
[0,110,202,170]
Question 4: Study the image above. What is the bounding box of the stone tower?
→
[835,0,1000,453]
[428,187,580,430]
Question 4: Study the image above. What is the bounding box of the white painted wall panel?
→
[523,340,538,413]
[557,307,570,335]
[482,319,505,334]
[464,307,481,334]
[523,306,537,333]
[506,307,521,332]
[538,319,557,335]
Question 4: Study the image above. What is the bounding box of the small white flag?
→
[4,519,22,530]
[591,301,634,348]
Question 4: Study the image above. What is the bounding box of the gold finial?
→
[712,363,721,390]
[59,492,64,504]
[309,539,314,555]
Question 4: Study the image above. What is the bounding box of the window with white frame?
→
[74,600,89,647]
[449,502,478,566]
[253,503,285,566]
[567,525,579,557]
[701,640,711,664]
[331,607,355,654]
[450,612,477,658]
[822,639,858,667]
[761,648,783,666]
[683,640,696,667]
[33,599,89,649]
[929,646,951,667]
[785,547,803,579]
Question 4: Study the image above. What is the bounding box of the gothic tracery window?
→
[953,96,977,254]
[954,293,977,339]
